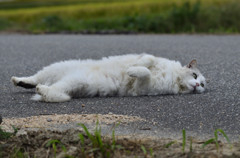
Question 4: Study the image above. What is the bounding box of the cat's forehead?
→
[192,68,201,74]
[183,66,200,74]
[184,67,206,80]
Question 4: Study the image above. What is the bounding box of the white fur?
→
[11,54,206,102]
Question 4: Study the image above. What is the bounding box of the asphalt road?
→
[1,35,240,140]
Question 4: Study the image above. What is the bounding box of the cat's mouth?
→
[192,86,203,94]
[193,87,197,93]
[192,85,199,93]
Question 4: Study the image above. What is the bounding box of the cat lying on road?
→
[11,54,206,102]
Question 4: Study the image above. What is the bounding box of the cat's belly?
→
[68,68,147,98]
[68,71,123,98]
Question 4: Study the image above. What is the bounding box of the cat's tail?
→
[11,76,37,89]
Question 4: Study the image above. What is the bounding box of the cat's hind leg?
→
[11,76,37,89]
[35,84,71,102]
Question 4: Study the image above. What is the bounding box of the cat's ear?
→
[187,59,197,68]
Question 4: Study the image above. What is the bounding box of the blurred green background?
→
[0,0,239,33]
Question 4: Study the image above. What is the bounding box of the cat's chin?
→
[192,88,205,94]
[181,88,202,94]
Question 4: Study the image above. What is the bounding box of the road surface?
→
[1,35,240,140]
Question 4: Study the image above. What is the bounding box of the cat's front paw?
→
[127,66,151,78]
[127,67,138,78]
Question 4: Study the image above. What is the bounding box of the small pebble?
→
[47,118,52,122]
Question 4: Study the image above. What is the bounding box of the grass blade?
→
[214,129,219,151]
[164,141,176,148]
[141,145,147,155]
[46,139,61,158]
[94,120,103,150]
[95,128,103,148]
[149,148,153,157]
[79,123,95,143]
[61,144,67,153]
[0,127,12,140]
[182,129,186,153]
[111,122,120,150]
[215,129,231,144]
[79,133,85,147]
[79,133,85,145]
[201,138,215,149]
[111,126,116,150]
[215,129,232,150]
[46,140,60,147]
[78,133,86,157]
[189,137,193,152]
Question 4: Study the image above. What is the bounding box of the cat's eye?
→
[200,83,204,87]
[192,73,197,79]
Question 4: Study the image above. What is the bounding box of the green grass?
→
[78,121,123,158]
[141,145,153,157]
[0,126,18,140]
[182,129,186,153]
[0,128,13,140]
[46,139,67,158]
[0,0,239,33]
[0,0,130,10]
[202,129,232,152]
[164,141,177,148]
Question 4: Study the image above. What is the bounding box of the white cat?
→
[11,54,206,102]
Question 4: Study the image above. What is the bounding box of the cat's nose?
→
[196,83,200,87]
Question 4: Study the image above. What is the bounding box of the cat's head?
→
[178,59,207,94]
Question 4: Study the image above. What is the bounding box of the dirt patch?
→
[1,113,144,132]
